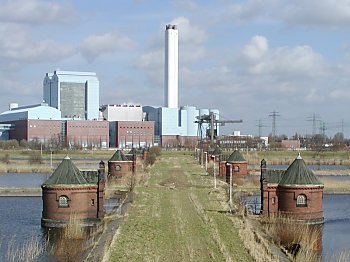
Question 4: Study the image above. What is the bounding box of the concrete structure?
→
[0,103,61,122]
[281,139,301,150]
[165,24,178,108]
[261,154,324,224]
[109,121,154,148]
[143,105,218,147]
[41,156,105,227]
[100,104,143,122]
[107,150,134,179]
[43,71,99,120]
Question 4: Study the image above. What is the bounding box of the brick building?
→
[41,156,105,227]
[109,121,154,148]
[225,150,248,183]
[261,154,324,224]
[107,150,134,179]
[2,119,109,149]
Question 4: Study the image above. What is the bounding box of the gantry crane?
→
[195,112,243,144]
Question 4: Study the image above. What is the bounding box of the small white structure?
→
[100,104,143,121]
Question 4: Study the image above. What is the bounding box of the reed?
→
[5,236,44,262]
[53,213,85,262]
[264,215,321,261]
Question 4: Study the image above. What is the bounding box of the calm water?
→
[0,173,349,260]
[0,173,49,188]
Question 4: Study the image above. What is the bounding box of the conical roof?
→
[43,156,89,186]
[227,150,246,163]
[108,150,130,162]
[279,154,323,187]
[211,145,222,156]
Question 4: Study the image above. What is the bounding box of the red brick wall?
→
[116,121,154,148]
[66,120,109,147]
[225,162,248,183]
[108,161,134,178]
[262,184,279,216]
[42,185,99,221]
[278,186,324,220]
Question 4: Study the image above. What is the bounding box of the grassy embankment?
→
[105,151,278,262]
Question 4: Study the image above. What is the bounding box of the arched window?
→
[234,165,240,172]
[115,165,121,171]
[58,196,69,208]
[296,194,307,207]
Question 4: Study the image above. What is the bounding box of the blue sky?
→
[1,0,350,137]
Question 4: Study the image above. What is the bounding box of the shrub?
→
[1,153,10,164]
[144,153,156,167]
[149,146,162,157]
[28,152,43,165]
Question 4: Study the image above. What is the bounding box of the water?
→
[0,197,44,260]
[0,173,349,260]
[0,173,49,188]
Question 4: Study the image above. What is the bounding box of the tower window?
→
[58,195,69,208]
[234,165,240,172]
[115,165,121,171]
[296,194,307,207]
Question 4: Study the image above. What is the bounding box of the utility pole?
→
[212,155,217,189]
[269,111,280,139]
[307,114,321,136]
[256,119,267,138]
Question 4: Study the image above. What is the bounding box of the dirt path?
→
[105,153,252,262]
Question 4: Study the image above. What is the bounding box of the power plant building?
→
[43,71,99,120]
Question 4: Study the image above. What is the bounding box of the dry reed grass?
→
[5,236,44,262]
[53,213,85,262]
[264,215,321,261]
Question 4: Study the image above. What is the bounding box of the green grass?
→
[108,152,252,262]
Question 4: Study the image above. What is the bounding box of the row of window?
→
[119,126,151,129]
[270,194,307,207]
[58,195,95,208]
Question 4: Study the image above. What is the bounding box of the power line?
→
[269,110,280,138]
[306,114,321,136]
[256,119,267,137]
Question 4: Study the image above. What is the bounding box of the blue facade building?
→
[43,71,99,120]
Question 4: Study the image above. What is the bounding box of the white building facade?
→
[43,71,99,120]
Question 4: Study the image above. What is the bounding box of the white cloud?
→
[80,31,136,62]
[0,24,74,64]
[0,0,77,25]
[241,35,327,77]
[227,0,350,28]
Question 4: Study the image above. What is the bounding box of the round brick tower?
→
[277,154,324,224]
[225,150,248,184]
[41,156,105,228]
[108,150,134,179]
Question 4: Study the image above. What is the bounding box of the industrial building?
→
[100,104,144,122]
[0,103,109,148]
[43,71,100,120]
[142,25,219,147]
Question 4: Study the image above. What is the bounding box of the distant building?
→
[281,139,301,150]
[109,121,154,148]
[43,71,99,120]
[143,106,218,147]
[100,104,143,122]
[41,156,105,227]
[261,154,324,224]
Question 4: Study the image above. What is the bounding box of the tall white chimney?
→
[164,24,178,108]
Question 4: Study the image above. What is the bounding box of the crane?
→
[195,112,243,144]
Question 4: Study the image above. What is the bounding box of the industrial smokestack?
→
[164,24,178,108]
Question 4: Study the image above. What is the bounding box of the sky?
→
[1,0,350,138]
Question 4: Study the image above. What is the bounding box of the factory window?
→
[296,194,307,207]
[58,196,69,208]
